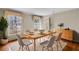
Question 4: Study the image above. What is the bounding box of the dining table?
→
[22,31,55,51]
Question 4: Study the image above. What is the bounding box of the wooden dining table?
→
[22,31,55,51]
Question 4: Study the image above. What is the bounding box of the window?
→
[32,15,51,31]
[7,16,22,35]
[32,15,43,30]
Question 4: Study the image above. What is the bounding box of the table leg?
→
[34,39,36,51]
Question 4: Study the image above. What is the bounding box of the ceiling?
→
[11,8,74,16]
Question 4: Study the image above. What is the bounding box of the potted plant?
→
[0,17,8,44]
[58,23,64,33]
[58,23,64,29]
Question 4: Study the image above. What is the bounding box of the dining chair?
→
[40,35,56,51]
[16,34,32,51]
[40,33,62,51]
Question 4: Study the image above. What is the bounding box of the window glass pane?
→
[7,16,22,35]
[33,16,42,30]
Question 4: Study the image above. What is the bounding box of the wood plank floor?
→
[0,39,79,51]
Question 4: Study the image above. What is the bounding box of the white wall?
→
[23,14,34,32]
[42,16,49,31]
[0,9,5,16]
[51,9,79,32]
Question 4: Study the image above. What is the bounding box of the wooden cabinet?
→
[61,29,73,41]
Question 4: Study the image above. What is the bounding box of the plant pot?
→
[0,39,8,45]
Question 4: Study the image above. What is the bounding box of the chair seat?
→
[23,40,32,46]
[40,40,49,46]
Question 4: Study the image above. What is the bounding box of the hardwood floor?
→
[0,41,17,51]
[0,40,79,51]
